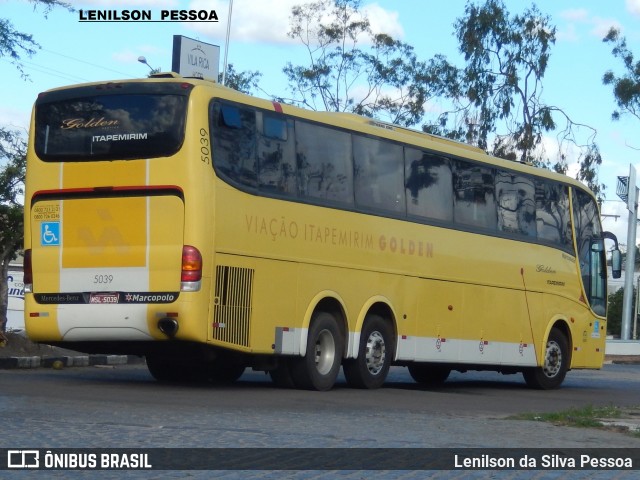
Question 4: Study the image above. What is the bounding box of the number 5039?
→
[93,274,114,284]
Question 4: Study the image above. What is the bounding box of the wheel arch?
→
[301,291,348,357]
[544,317,573,367]
[347,297,398,360]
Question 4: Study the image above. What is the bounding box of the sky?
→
[1,0,640,244]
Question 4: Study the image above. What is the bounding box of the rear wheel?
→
[270,357,296,388]
[146,355,190,383]
[146,354,244,384]
[408,363,450,386]
[290,311,344,391]
[207,359,245,384]
[343,314,394,389]
[523,327,569,390]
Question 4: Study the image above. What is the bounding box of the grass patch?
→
[510,405,625,429]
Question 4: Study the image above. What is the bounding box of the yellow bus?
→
[24,73,621,390]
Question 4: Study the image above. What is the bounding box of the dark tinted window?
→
[405,149,453,221]
[535,181,572,250]
[453,160,497,230]
[257,114,297,195]
[212,103,257,188]
[496,171,536,237]
[296,121,353,205]
[35,94,188,161]
[573,189,605,315]
[208,102,583,255]
[354,136,405,213]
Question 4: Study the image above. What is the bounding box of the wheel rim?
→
[542,339,562,378]
[365,330,386,375]
[314,329,336,375]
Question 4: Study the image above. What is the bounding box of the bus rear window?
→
[35,93,188,161]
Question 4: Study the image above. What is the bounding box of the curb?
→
[604,355,640,365]
[0,355,142,369]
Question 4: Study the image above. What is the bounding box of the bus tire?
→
[146,355,185,383]
[343,314,393,389]
[207,360,245,384]
[408,363,450,386]
[270,358,296,388]
[523,327,569,390]
[291,311,343,391]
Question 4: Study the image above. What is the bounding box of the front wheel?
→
[290,311,344,391]
[343,314,394,389]
[523,327,569,390]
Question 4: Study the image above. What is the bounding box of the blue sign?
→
[41,222,60,246]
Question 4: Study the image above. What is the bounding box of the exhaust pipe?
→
[158,318,179,338]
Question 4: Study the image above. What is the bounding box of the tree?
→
[282,0,446,126]
[219,64,262,95]
[0,128,26,332]
[1,0,72,331]
[603,27,640,124]
[427,0,603,196]
[1,1,73,78]
[607,287,636,337]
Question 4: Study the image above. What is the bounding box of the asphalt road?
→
[2,363,640,479]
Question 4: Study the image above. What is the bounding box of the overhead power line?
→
[0,57,86,83]
[41,48,136,78]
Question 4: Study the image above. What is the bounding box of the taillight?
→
[23,249,33,293]
[181,245,202,291]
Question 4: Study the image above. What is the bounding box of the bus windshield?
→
[34,85,189,161]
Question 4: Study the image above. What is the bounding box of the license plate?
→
[89,293,119,304]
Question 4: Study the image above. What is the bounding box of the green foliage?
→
[1,1,73,78]
[607,286,636,337]
[0,0,70,329]
[282,0,443,126]
[603,28,640,123]
[436,0,557,158]
[0,128,26,331]
[282,0,604,197]
[426,0,603,197]
[0,17,38,78]
[219,64,262,95]
[512,405,624,429]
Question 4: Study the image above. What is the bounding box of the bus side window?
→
[495,171,536,237]
[263,116,287,141]
[404,149,453,222]
[535,181,572,250]
[220,104,243,129]
[452,160,497,231]
[257,114,297,196]
[211,102,257,188]
[295,120,353,206]
[354,135,405,214]
[573,189,606,316]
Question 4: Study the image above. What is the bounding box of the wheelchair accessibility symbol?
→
[41,222,60,246]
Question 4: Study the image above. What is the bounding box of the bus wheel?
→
[270,358,296,388]
[523,328,569,390]
[343,314,393,389]
[408,363,450,386]
[146,355,185,383]
[208,360,245,384]
[291,311,344,391]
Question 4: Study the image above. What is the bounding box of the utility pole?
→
[221,0,234,86]
[618,165,638,340]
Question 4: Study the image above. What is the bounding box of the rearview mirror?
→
[611,248,622,279]
[603,231,622,279]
